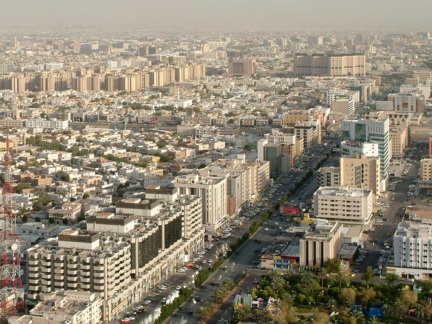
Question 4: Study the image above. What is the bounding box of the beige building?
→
[27,194,205,322]
[27,229,131,307]
[313,186,373,226]
[30,291,102,324]
[340,154,381,197]
[227,58,256,77]
[299,221,343,267]
[175,173,228,230]
[317,166,340,187]
[293,54,366,77]
[198,156,270,216]
[389,126,408,158]
[419,159,432,188]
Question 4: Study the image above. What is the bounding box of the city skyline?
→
[1,0,432,30]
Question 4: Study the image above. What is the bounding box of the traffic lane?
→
[207,273,260,324]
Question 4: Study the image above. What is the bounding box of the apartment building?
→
[340,154,381,197]
[28,195,205,322]
[293,53,366,77]
[313,186,373,226]
[30,291,103,324]
[393,219,432,278]
[175,173,228,231]
[419,159,432,188]
[294,122,320,149]
[26,118,69,130]
[388,93,425,113]
[299,221,343,267]
[389,126,408,158]
[258,129,304,176]
[317,166,340,187]
[227,58,256,77]
[198,157,270,214]
[27,229,131,301]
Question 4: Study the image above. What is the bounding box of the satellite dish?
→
[11,243,17,251]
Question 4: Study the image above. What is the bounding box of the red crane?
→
[0,136,24,318]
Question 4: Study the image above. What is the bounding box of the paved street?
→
[163,139,339,324]
[114,137,340,324]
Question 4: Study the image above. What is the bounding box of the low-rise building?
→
[299,221,343,267]
[30,291,103,324]
[313,186,373,226]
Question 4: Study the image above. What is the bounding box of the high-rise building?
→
[175,173,228,231]
[342,117,390,186]
[27,194,205,322]
[340,154,381,197]
[313,186,373,226]
[227,58,256,77]
[389,126,408,158]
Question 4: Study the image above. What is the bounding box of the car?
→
[144,299,152,304]
[176,286,181,290]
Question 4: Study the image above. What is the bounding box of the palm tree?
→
[368,316,381,323]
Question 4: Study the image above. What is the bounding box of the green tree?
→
[340,288,356,305]
[324,258,342,273]
[48,217,55,224]
[400,290,418,308]
[312,311,330,324]
[34,217,41,222]
[15,182,33,193]
[22,215,28,223]
[57,171,70,182]
[358,287,376,306]
[62,218,69,225]
[82,193,90,199]
[362,266,374,285]
[385,273,399,286]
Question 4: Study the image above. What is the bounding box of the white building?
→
[25,118,69,130]
[393,220,432,269]
[30,291,102,324]
[175,173,228,231]
[313,186,373,226]
[299,221,343,267]
[342,118,391,183]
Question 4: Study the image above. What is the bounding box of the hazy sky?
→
[2,0,432,29]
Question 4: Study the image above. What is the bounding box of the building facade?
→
[340,154,381,197]
[313,186,373,226]
[299,221,343,267]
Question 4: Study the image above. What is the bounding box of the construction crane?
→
[0,136,24,318]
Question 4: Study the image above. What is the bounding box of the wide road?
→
[165,139,340,324]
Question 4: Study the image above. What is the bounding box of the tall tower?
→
[0,136,23,317]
